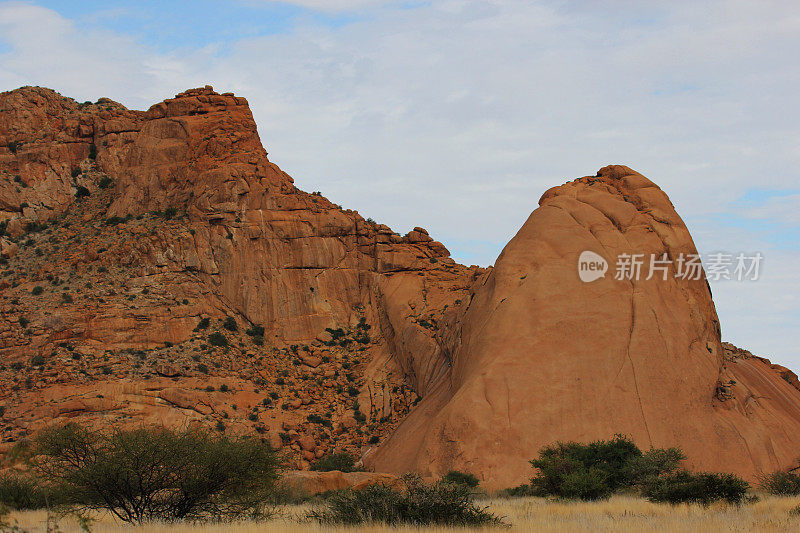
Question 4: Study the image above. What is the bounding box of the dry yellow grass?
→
[5,495,800,532]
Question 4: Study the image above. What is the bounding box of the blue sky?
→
[0,0,798,368]
[33,1,351,50]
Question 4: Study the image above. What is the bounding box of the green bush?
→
[441,470,480,488]
[98,176,113,189]
[31,286,44,296]
[529,435,642,500]
[310,452,360,473]
[208,332,228,347]
[34,424,281,523]
[223,316,238,332]
[197,317,211,329]
[74,186,90,199]
[246,325,265,337]
[307,477,503,526]
[622,447,686,487]
[642,471,749,505]
[758,471,800,495]
[0,474,57,510]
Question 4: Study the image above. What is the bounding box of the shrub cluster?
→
[521,434,748,504]
[642,471,749,505]
[310,452,360,473]
[0,474,58,510]
[759,471,800,495]
[307,476,503,527]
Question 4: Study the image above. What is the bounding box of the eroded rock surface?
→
[1,87,799,487]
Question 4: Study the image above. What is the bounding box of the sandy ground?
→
[5,494,800,532]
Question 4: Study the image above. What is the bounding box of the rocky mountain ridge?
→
[1,85,799,488]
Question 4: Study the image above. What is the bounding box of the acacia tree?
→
[34,423,280,523]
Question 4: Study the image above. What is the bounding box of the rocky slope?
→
[1,86,799,488]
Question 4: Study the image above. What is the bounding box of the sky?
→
[0,0,798,368]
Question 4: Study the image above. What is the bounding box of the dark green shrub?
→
[246,325,265,337]
[441,470,480,488]
[31,286,44,296]
[622,447,686,487]
[197,363,209,374]
[529,435,642,500]
[559,467,610,501]
[0,474,57,510]
[88,143,97,160]
[310,452,360,473]
[208,332,228,347]
[642,471,749,505]
[34,424,280,523]
[7,141,21,154]
[98,176,113,189]
[163,207,178,219]
[71,167,81,178]
[30,355,45,367]
[223,316,238,332]
[758,471,800,495]
[75,186,90,199]
[307,477,503,526]
[197,317,211,329]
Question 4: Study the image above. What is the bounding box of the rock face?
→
[1,86,799,488]
[282,470,404,495]
[368,165,800,486]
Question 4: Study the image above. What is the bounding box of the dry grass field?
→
[5,495,800,533]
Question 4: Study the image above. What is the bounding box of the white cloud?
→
[271,0,397,11]
[741,194,800,226]
[0,0,798,368]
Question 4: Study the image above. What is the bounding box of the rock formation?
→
[1,85,799,488]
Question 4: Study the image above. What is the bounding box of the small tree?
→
[529,435,642,500]
[34,424,281,523]
[310,452,360,473]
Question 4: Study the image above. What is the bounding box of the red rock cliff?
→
[1,87,799,488]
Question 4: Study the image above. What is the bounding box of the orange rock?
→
[282,470,403,495]
[297,435,317,452]
[2,86,800,490]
